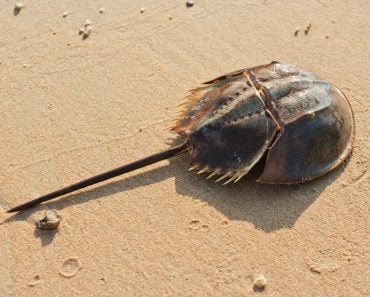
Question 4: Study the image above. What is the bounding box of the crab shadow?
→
[3,151,349,232]
[172,155,349,232]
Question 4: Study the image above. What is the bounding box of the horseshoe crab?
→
[6,61,354,213]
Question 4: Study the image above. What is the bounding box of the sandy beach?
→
[0,0,369,296]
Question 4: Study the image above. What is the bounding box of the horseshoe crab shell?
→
[6,61,355,213]
[171,61,354,184]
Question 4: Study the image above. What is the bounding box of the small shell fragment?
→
[62,12,68,18]
[35,209,61,230]
[253,274,267,289]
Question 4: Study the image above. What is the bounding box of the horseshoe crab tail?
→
[6,143,188,213]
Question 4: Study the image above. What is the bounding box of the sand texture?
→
[0,0,369,296]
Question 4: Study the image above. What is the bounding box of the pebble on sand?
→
[79,20,93,38]
[253,275,267,289]
[14,1,25,14]
[35,209,61,230]
[62,12,68,18]
[304,21,312,35]
[15,2,24,10]
[83,26,92,38]
[99,7,105,14]
[186,0,194,8]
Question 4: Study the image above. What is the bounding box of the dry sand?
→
[0,0,369,296]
